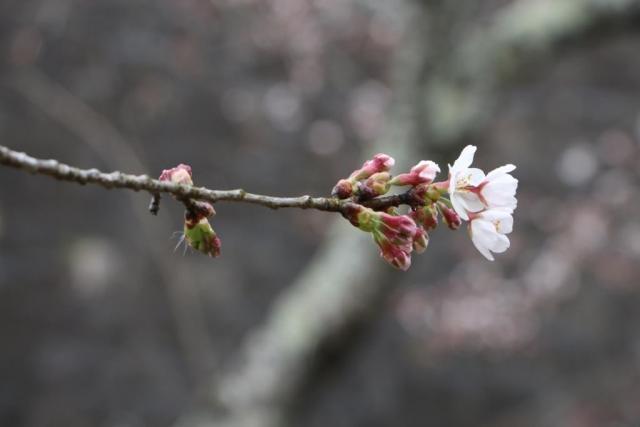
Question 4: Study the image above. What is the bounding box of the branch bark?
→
[0,144,422,214]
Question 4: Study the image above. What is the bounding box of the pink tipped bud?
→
[159,164,193,185]
[377,239,412,271]
[377,213,417,248]
[332,179,354,199]
[342,206,417,270]
[194,201,215,218]
[184,202,216,227]
[411,184,441,204]
[390,160,440,186]
[412,227,429,254]
[349,153,395,181]
[410,204,438,231]
[438,201,462,230]
[358,172,391,199]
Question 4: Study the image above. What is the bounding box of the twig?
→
[0,145,416,214]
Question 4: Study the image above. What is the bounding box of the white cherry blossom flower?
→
[448,146,519,219]
[468,208,513,261]
[448,145,485,220]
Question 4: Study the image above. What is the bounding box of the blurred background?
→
[2,0,640,426]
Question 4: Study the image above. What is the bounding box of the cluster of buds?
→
[156,145,516,271]
[334,145,518,269]
[159,164,221,257]
[343,204,422,270]
[332,154,396,200]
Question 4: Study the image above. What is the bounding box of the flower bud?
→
[437,201,462,230]
[377,239,412,271]
[390,160,440,187]
[184,216,221,257]
[410,204,438,231]
[159,164,193,185]
[411,184,442,206]
[343,206,417,270]
[349,153,395,181]
[342,204,376,232]
[376,212,417,248]
[358,172,391,199]
[412,227,429,254]
[385,207,399,215]
[332,179,354,199]
[190,201,216,219]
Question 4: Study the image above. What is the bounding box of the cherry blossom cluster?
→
[335,146,518,270]
[153,146,516,270]
[159,164,222,257]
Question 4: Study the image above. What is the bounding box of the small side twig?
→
[148,193,161,215]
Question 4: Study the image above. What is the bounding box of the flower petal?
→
[470,222,495,261]
[451,145,477,172]
[458,192,485,213]
[486,164,516,180]
[451,193,470,220]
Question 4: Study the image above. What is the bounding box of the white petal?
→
[448,165,457,194]
[488,173,518,187]
[470,221,495,261]
[466,168,486,186]
[412,160,440,174]
[482,175,518,209]
[451,193,469,220]
[486,164,516,180]
[451,145,477,172]
[458,192,485,213]
[480,209,514,234]
[470,216,512,259]
[491,234,511,253]
[499,214,513,234]
[473,237,495,261]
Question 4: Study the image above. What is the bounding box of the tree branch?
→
[0,145,417,214]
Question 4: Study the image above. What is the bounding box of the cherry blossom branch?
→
[1,141,519,271]
[0,145,412,214]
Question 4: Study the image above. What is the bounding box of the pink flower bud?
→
[377,240,412,271]
[349,153,395,181]
[390,160,440,186]
[358,172,391,199]
[184,201,216,224]
[332,179,354,199]
[343,206,418,271]
[372,213,417,271]
[412,227,429,254]
[437,201,462,230]
[159,164,193,185]
[410,204,438,231]
[376,212,417,249]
